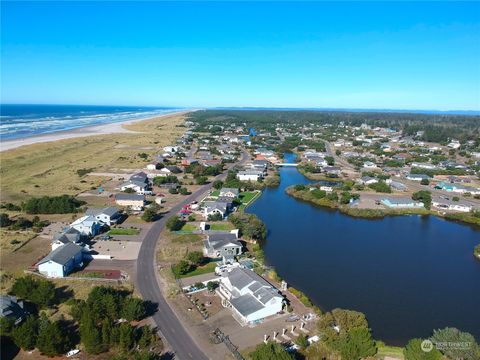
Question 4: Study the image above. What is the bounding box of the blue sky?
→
[1,1,479,110]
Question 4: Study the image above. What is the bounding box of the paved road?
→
[136,149,249,360]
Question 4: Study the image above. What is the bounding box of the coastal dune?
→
[0,110,191,152]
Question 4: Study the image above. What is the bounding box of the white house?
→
[37,243,84,278]
[381,197,424,209]
[70,215,102,237]
[217,268,284,325]
[204,201,229,219]
[85,207,121,226]
[115,194,146,210]
[363,161,378,169]
[120,180,150,194]
[51,227,82,251]
[358,176,378,185]
[237,170,263,182]
[219,188,239,198]
[432,199,472,213]
[407,174,430,182]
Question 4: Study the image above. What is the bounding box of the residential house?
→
[85,206,121,226]
[130,171,149,184]
[52,227,82,251]
[70,215,102,237]
[115,194,146,211]
[204,201,230,219]
[432,198,472,213]
[37,243,84,278]
[407,174,430,182]
[217,268,284,325]
[203,232,243,262]
[363,161,378,169]
[120,180,150,194]
[358,176,378,185]
[0,295,26,325]
[322,166,341,176]
[386,180,407,191]
[435,182,480,195]
[380,198,424,209]
[237,170,263,182]
[219,188,239,198]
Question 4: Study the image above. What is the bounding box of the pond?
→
[248,153,480,345]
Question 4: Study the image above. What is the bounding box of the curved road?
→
[136,149,249,360]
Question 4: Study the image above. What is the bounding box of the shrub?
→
[22,195,85,214]
[166,216,185,231]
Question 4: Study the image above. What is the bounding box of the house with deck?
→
[115,194,146,211]
[70,215,102,237]
[217,268,284,325]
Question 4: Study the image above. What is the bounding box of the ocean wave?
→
[0,108,182,139]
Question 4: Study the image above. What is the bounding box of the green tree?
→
[12,315,38,350]
[137,325,156,349]
[195,176,208,185]
[79,312,103,354]
[296,333,309,350]
[166,215,185,231]
[249,342,294,360]
[186,251,204,266]
[431,327,480,360]
[141,208,157,222]
[325,156,335,166]
[118,323,135,351]
[0,213,12,227]
[213,180,224,190]
[412,190,432,209]
[420,178,430,185]
[11,276,55,309]
[0,316,14,337]
[101,318,114,347]
[121,297,146,321]
[172,260,193,276]
[36,315,69,356]
[336,327,377,360]
[403,338,442,360]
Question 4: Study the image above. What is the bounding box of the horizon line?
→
[1,103,479,116]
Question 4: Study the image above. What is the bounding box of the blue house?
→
[37,243,84,278]
[381,197,424,209]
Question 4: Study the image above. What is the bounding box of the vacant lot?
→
[0,113,187,202]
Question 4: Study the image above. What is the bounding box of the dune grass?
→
[0,113,187,202]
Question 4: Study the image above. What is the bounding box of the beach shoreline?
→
[0,109,193,152]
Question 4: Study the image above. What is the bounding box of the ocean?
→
[0,104,183,140]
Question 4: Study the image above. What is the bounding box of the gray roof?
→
[86,206,120,217]
[130,171,148,183]
[207,233,242,250]
[230,294,264,316]
[228,268,271,291]
[37,242,83,266]
[0,295,25,320]
[220,188,239,196]
[121,180,147,188]
[53,227,81,244]
[116,193,145,201]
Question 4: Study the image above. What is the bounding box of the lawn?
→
[209,223,234,231]
[376,342,404,359]
[180,223,197,232]
[179,262,217,278]
[210,190,220,197]
[239,191,260,204]
[108,228,140,235]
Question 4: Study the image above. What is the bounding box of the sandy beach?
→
[0,110,192,152]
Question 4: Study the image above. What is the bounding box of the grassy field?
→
[179,262,217,278]
[209,222,234,231]
[0,113,187,202]
[238,191,259,204]
[376,342,404,359]
[180,223,197,232]
[108,227,140,235]
[0,229,38,252]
